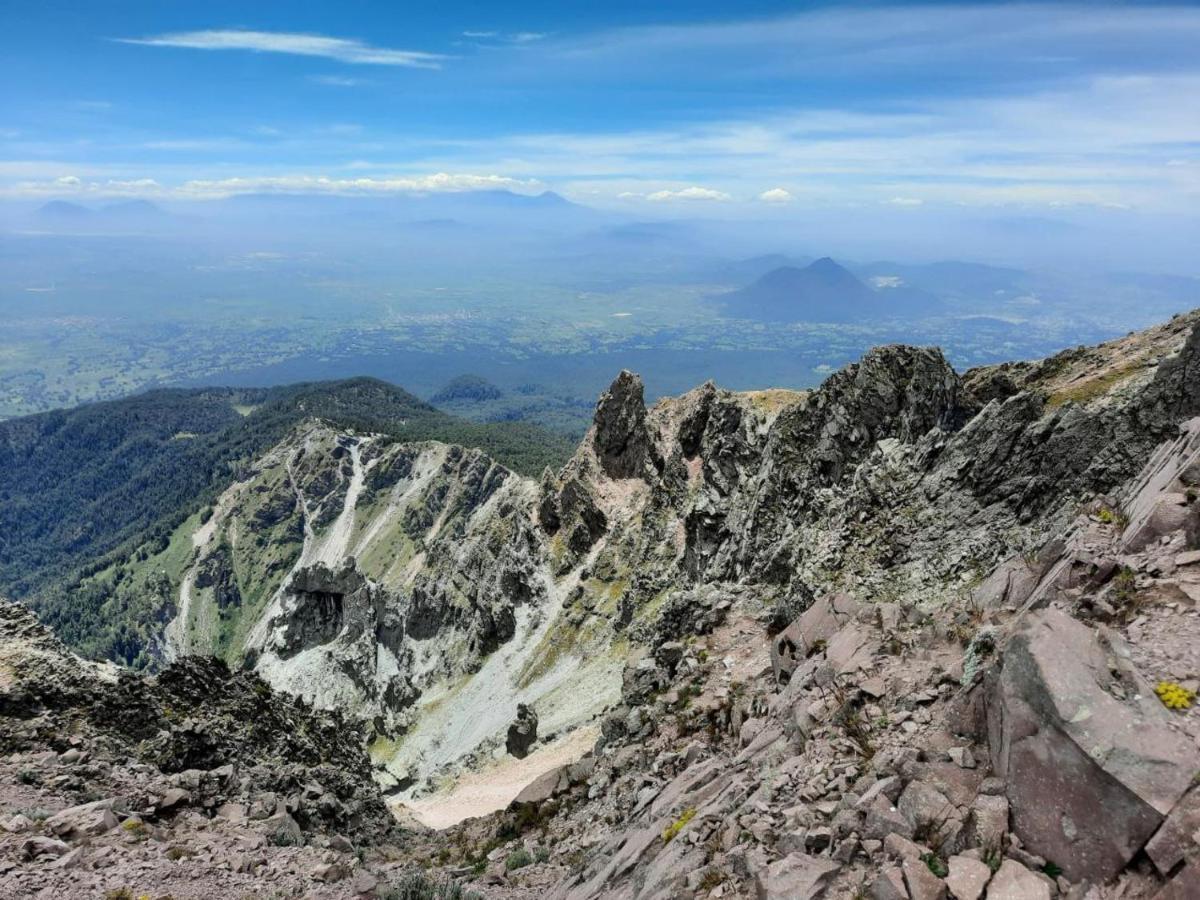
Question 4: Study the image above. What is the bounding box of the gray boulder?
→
[506,703,539,759]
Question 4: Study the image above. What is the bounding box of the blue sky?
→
[3,1,1200,215]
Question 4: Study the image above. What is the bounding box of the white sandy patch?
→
[397,725,598,829]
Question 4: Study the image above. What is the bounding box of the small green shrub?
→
[922,853,948,878]
[505,848,533,871]
[380,872,483,900]
[534,845,550,863]
[961,626,998,686]
[267,827,302,847]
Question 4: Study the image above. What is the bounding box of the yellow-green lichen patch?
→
[662,808,696,843]
[1046,362,1140,409]
[516,617,581,689]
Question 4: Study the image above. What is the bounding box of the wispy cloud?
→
[460,29,547,47]
[117,29,446,68]
[309,74,365,87]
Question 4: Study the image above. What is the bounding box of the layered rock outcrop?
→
[80,307,1200,894]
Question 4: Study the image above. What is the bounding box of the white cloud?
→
[3,176,163,198]
[117,30,446,68]
[647,186,731,202]
[759,187,793,203]
[0,172,541,200]
[886,196,923,206]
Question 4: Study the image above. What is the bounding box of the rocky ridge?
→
[4,310,1200,898]
[0,599,424,897]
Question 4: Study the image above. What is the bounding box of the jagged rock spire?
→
[592,370,660,480]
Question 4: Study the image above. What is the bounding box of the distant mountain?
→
[455,189,572,209]
[36,200,91,219]
[720,257,942,323]
[712,253,815,284]
[101,199,166,218]
[30,198,170,232]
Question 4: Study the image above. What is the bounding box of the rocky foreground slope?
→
[3,310,1200,898]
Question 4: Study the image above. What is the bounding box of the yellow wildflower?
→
[1155,681,1195,710]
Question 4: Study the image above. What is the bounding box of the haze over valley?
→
[3,4,1200,899]
[3,191,1196,432]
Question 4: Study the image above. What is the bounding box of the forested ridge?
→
[0,377,573,662]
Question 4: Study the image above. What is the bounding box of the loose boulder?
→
[506,703,539,759]
[754,852,839,899]
[983,609,1196,882]
[771,592,860,684]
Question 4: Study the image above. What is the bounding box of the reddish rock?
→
[753,852,840,900]
[985,609,1195,882]
[1151,863,1200,899]
[870,866,910,900]
[985,859,1050,900]
[513,765,570,806]
[944,855,992,900]
[901,856,947,900]
[771,593,860,683]
[1145,786,1200,876]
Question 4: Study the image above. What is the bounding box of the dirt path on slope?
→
[396,725,598,830]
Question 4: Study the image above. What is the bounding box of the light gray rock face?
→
[983,608,1197,881]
